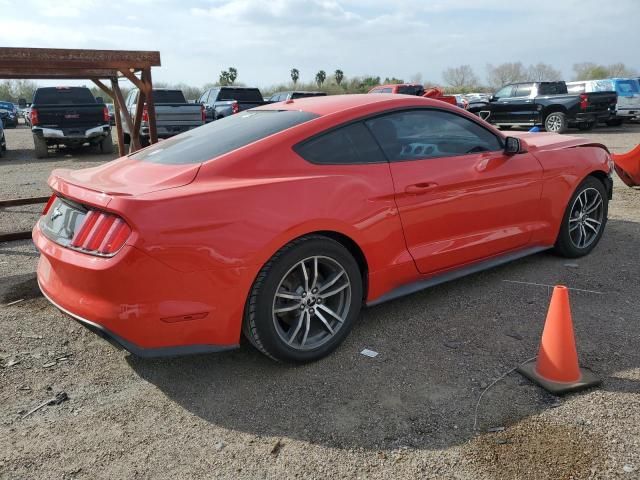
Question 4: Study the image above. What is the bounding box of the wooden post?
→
[110,78,125,156]
[141,67,158,144]
[111,78,137,152]
[131,87,145,152]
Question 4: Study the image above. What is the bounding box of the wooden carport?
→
[0,47,162,242]
[0,47,161,155]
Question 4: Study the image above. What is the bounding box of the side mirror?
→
[504,136,525,155]
[18,98,26,108]
[489,95,497,102]
[95,96,103,103]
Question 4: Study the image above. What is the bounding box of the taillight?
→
[231,101,239,114]
[201,104,206,122]
[42,194,56,215]
[30,108,39,126]
[70,210,131,256]
[142,105,149,123]
[579,93,589,110]
[103,106,110,123]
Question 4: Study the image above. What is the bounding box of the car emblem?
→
[51,207,63,220]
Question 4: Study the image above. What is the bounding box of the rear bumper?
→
[615,109,640,119]
[140,124,201,138]
[573,112,612,123]
[33,124,111,141]
[33,223,247,357]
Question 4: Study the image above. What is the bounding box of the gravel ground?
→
[1,121,639,479]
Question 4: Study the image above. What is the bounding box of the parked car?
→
[198,86,267,122]
[34,94,613,362]
[267,91,327,102]
[0,101,18,128]
[468,81,617,133]
[368,83,458,106]
[122,88,204,145]
[0,117,6,158]
[567,78,640,125]
[28,87,112,158]
[106,103,116,125]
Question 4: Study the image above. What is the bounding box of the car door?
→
[366,108,544,275]
[483,85,514,123]
[501,83,536,124]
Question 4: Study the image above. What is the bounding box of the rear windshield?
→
[291,92,327,99]
[34,87,96,105]
[152,90,187,103]
[129,110,318,165]
[218,88,263,102]
[397,85,423,95]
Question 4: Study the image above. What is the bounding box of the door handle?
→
[405,182,438,194]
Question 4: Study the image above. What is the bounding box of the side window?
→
[493,85,513,99]
[381,88,393,93]
[199,90,209,103]
[513,83,534,97]
[365,109,503,161]
[295,122,387,165]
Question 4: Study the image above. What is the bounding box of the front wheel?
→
[243,235,363,363]
[554,176,608,258]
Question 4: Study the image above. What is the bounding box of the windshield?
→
[615,80,639,96]
[129,110,318,165]
[0,102,15,111]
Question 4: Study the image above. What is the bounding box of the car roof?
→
[255,93,460,116]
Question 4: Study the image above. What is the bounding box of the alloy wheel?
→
[546,114,562,132]
[568,187,604,249]
[272,256,351,350]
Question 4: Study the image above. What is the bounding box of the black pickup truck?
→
[27,87,112,158]
[468,81,617,133]
[198,86,268,122]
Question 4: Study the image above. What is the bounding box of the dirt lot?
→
[1,122,639,479]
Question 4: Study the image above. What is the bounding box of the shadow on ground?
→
[128,218,640,450]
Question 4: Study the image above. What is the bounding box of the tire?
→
[499,125,512,130]
[553,176,608,258]
[140,136,150,148]
[33,135,48,159]
[577,122,594,131]
[0,134,4,157]
[123,132,131,145]
[544,111,568,134]
[606,118,623,127]
[243,235,363,363]
[99,135,114,154]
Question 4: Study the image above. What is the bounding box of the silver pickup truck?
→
[122,89,204,145]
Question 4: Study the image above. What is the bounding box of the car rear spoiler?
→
[611,144,640,187]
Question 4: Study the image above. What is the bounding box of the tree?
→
[228,67,238,84]
[572,62,609,80]
[486,62,527,89]
[607,62,637,78]
[290,68,300,85]
[219,70,230,86]
[334,69,344,86]
[442,65,478,90]
[0,79,39,103]
[383,77,404,84]
[315,70,326,88]
[527,62,562,82]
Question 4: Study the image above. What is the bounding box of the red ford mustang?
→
[33,94,613,362]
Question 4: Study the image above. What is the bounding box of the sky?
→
[1,0,639,89]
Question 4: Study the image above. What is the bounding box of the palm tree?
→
[315,70,326,88]
[228,67,238,84]
[290,68,300,85]
[219,71,230,86]
[334,69,344,86]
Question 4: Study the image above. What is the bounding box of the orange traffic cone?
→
[517,285,601,394]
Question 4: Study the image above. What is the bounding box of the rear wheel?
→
[33,135,48,158]
[99,135,114,154]
[544,111,568,133]
[606,118,623,127]
[554,176,608,258]
[243,235,363,363]
[123,132,131,145]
